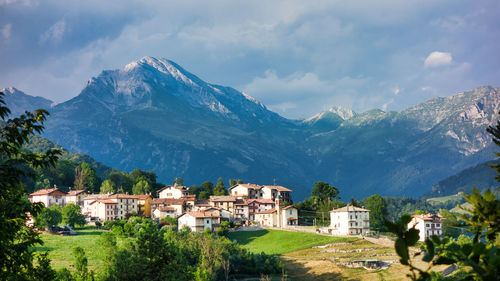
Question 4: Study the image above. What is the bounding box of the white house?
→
[408,213,444,241]
[233,199,249,221]
[82,194,110,217]
[29,187,67,207]
[157,184,190,199]
[177,211,219,232]
[108,194,138,220]
[247,199,275,221]
[330,205,370,236]
[66,189,90,207]
[261,185,292,203]
[254,204,298,227]
[88,199,117,221]
[150,198,186,219]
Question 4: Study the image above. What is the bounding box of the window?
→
[206,220,209,224]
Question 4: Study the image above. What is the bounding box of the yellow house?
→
[132,194,152,217]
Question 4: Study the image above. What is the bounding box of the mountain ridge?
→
[3,57,499,200]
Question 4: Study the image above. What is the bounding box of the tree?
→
[213,177,227,196]
[132,179,151,195]
[62,204,86,228]
[100,179,116,194]
[0,91,60,279]
[35,204,62,230]
[173,177,184,186]
[74,163,99,193]
[72,247,93,281]
[362,194,387,231]
[311,182,339,202]
[130,169,156,185]
[107,171,134,194]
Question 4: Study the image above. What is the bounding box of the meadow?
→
[227,229,355,255]
[33,228,123,272]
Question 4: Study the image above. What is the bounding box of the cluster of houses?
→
[28,184,444,241]
[28,183,300,232]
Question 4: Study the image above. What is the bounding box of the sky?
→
[1,0,499,119]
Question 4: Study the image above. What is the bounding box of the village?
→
[28,183,443,242]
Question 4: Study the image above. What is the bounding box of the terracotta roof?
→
[108,193,137,199]
[194,199,210,206]
[412,214,444,222]
[67,190,89,196]
[228,183,263,190]
[150,198,185,205]
[210,195,237,202]
[30,188,66,196]
[330,205,370,213]
[158,206,176,212]
[182,211,220,218]
[129,194,152,200]
[255,208,276,214]
[282,205,296,210]
[263,185,292,192]
[84,194,109,201]
[96,199,117,204]
[156,185,190,194]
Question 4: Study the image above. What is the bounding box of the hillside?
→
[5,57,500,199]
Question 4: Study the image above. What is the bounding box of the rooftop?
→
[30,187,66,196]
[330,205,370,213]
[263,185,292,192]
[210,195,237,202]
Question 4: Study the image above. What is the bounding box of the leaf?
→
[434,256,455,265]
[422,239,435,262]
[406,228,420,246]
[395,238,409,265]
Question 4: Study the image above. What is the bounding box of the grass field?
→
[227,229,355,255]
[33,228,126,272]
[426,194,464,205]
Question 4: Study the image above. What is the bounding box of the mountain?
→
[424,159,499,198]
[302,106,357,133]
[305,86,500,198]
[5,57,500,200]
[1,87,53,117]
[39,57,312,198]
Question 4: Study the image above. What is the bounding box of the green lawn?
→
[427,194,463,205]
[33,228,127,272]
[227,229,355,255]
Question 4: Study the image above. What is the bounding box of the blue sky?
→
[1,0,499,119]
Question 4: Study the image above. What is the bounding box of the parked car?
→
[53,225,77,235]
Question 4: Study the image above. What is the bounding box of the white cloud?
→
[269,102,297,113]
[421,86,431,91]
[424,51,453,68]
[2,23,11,39]
[392,87,400,95]
[39,20,66,45]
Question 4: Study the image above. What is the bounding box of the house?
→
[229,183,263,199]
[233,199,249,221]
[150,198,186,219]
[157,184,190,199]
[229,183,293,203]
[177,211,219,232]
[193,199,211,211]
[254,204,298,227]
[131,194,152,217]
[29,187,67,207]
[408,213,444,241]
[262,185,292,203]
[88,199,117,221]
[108,194,138,220]
[209,196,237,212]
[82,194,110,217]
[66,189,90,207]
[330,205,370,236]
[247,199,275,221]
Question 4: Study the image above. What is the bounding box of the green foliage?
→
[32,252,57,281]
[173,177,184,186]
[62,204,86,228]
[36,204,63,230]
[362,194,388,231]
[74,162,99,193]
[228,179,243,186]
[438,209,462,238]
[72,247,94,281]
[213,177,227,196]
[311,181,339,202]
[107,171,134,194]
[0,91,61,280]
[132,179,151,195]
[384,197,439,221]
[99,179,115,194]
[387,188,500,280]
